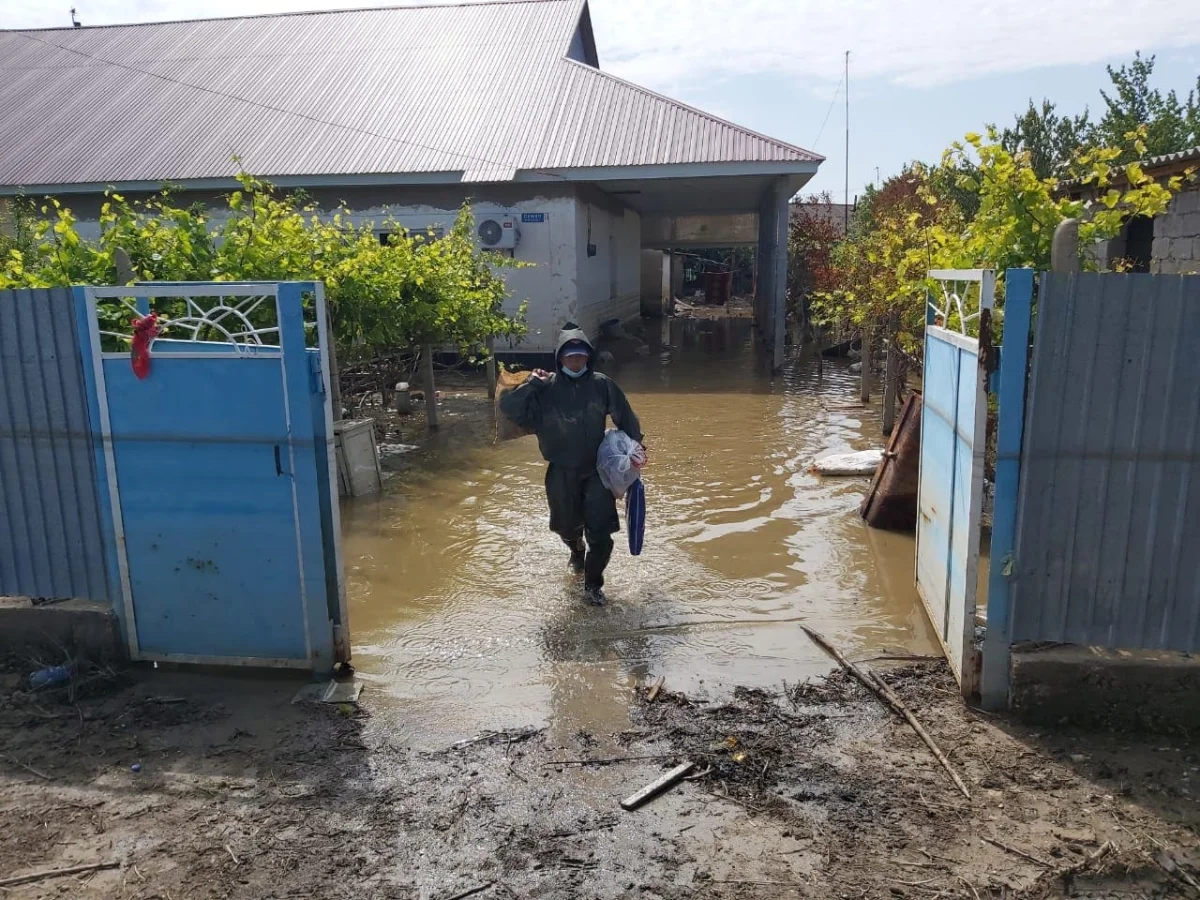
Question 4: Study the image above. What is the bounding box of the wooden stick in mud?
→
[800,625,971,801]
[543,754,675,767]
[620,761,695,811]
[440,882,495,900]
[646,676,665,702]
[981,835,1053,868]
[0,861,120,888]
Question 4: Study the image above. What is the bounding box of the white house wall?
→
[573,200,642,339]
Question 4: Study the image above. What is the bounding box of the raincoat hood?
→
[555,323,595,362]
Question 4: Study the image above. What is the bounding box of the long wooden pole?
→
[485,337,497,401]
[801,625,971,800]
[882,327,898,435]
[860,325,872,402]
[325,305,343,422]
[0,862,120,888]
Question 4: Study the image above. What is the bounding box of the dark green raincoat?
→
[500,325,643,588]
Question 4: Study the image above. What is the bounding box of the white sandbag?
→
[809,448,883,477]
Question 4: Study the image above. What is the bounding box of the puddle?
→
[341,318,940,747]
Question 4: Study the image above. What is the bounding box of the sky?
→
[5,0,1200,199]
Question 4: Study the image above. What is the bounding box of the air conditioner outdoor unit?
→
[477,216,519,250]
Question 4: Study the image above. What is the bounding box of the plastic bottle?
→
[29,664,72,689]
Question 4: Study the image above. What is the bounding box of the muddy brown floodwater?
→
[8,318,1200,900]
[341,318,939,747]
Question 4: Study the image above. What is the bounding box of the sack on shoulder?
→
[496,368,534,441]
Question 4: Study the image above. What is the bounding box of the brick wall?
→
[1151,188,1200,274]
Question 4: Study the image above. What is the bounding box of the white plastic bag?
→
[808,448,883,476]
[597,429,645,499]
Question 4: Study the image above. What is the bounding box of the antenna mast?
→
[844,50,850,232]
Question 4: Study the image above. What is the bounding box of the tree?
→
[1097,52,1200,159]
[787,192,844,329]
[1000,99,1092,179]
[0,175,527,366]
[809,166,963,359]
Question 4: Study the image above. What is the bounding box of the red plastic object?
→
[130,313,161,380]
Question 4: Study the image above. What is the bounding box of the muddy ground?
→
[3,657,1198,900]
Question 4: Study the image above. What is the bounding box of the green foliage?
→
[1097,53,1200,160]
[0,173,527,361]
[940,127,1180,274]
[808,166,963,357]
[1000,99,1093,180]
[808,127,1185,357]
[997,53,1198,181]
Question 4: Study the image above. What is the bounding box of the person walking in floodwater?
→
[500,323,645,605]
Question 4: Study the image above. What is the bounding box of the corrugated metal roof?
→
[1058,145,1200,192]
[0,0,820,189]
[1141,146,1200,170]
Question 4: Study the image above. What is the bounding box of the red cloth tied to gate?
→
[130,313,161,380]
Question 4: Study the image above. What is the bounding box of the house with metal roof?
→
[0,0,823,361]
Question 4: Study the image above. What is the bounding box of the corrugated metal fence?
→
[1010,273,1200,651]
[0,288,110,601]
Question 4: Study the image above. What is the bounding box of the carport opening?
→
[673,248,755,307]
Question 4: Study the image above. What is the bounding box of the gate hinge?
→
[309,353,326,396]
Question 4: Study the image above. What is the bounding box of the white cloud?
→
[588,0,1200,90]
[6,0,1200,91]
[588,0,1200,88]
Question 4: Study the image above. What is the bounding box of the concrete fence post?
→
[1051,218,1081,274]
[114,247,134,284]
[421,345,439,430]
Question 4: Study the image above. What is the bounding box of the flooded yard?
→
[6,318,1199,900]
[341,318,939,746]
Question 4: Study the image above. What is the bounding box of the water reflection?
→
[341,318,939,746]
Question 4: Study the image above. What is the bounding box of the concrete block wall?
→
[1152,189,1200,275]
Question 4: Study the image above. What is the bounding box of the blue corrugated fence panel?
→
[0,288,110,602]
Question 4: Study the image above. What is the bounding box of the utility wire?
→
[811,69,845,150]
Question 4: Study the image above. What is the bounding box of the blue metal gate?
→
[915,270,994,695]
[77,283,345,669]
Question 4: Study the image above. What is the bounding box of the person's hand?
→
[632,444,648,469]
[530,368,551,381]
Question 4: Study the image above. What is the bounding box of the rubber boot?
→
[569,542,586,575]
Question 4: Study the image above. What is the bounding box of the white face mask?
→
[561,364,588,379]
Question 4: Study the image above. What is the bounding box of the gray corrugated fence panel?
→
[0,288,110,602]
[1011,273,1200,651]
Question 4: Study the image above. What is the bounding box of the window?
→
[377,226,444,246]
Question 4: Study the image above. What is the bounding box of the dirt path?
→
[3,659,1197,899]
